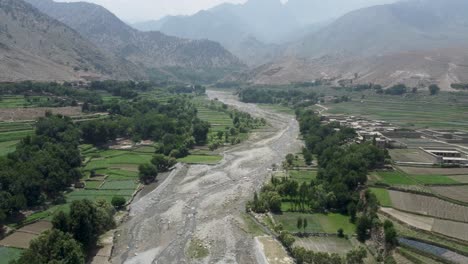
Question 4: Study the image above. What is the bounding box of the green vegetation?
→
[274,213,355,235]
[289,170,317,184]
[186,238,209,259]
[370,188,392,207]
[374,171,459,185]
[411,174,458,185]
[238,87,318,108]
[0,247,23,264]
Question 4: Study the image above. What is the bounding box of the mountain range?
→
[133,0,397,66]
[0,0,243,82]
[251,0,468,89]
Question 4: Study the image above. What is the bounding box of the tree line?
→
[238,87,317,107]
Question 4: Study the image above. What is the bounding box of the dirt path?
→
[111,91,303,264]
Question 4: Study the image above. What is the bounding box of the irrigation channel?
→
[111,90,303,263]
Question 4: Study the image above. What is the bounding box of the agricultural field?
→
[398,238,468,264]
[0,106,82,121]
[389,149,436,164]
[372,170,460,186]
[396,248,444,264]
[273,213,355,235]
[177,154,223,165]
[288,170,317,184]
[398,166,468,176]
[293,237,353,255]
[370,188,392,207]
[196,105,233,133]
[325,92,468,130]
[0,247,23,264]
[389,190,468,222]
[381,207,434,232]
[430,185,468,203]
[0,221,52,249]
[256,236,293,264]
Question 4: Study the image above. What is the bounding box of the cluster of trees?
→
[168,84,206,95]
[0,81,102,107]
[451,83,468,90]
[13,199,115,264]
[81,98,210,157]
[291,246,367,264]
[249,110,387,217]
[89,80,152,99]
[238,87,317,107]
[205,100,266,150]
[138,154,177,184]
[0,114,82,227]
[384,84,408,95]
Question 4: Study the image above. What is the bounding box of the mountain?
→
[26,0,243,82]
[132,0,396,66]
[0,0,140,82]
[291,0,468,57]
[251,0,468,89]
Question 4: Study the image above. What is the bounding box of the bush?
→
[111,196,126,209]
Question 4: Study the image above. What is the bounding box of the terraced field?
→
[293,237,353,255]
[399,238,468,264]
[430,185,468,203]
[273,213,355,235]
[389,190,468,222]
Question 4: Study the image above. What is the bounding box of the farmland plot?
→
[430,185,468,203]
[389,149,436,163]
[0,247,23,264]
[293,237,353,254]
[380,208,434,231]
[389,190,468,222]
[398,166,468,176]
[398,238,468,264]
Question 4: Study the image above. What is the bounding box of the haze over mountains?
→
[1,0,468,89]
[251,0,468,89]
[133,0,397,65]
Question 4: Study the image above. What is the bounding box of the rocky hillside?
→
[27,0,244,82]
[0,0,140,82]
[252,0,468,89]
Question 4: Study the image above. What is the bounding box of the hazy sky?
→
[56,0,248,22]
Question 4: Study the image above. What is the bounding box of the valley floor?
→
[111,90,302,263]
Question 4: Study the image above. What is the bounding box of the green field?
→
[289,170,317,184]
[0,95,48,108]
[373,171,459,186]
[370,188,392,207]
[273,213,355,235]
[0,247,23,264]
[0,140,18,156]
[326,93,468,130]
[178,155,223,164]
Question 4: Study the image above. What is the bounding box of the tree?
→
[138,164,158,184]
[193,120,210,145]
[337,228,344,238]
[278,231,295,249]
[13,230,84,264]
[151,154,176,172]
[285,154,295,167]
[303,218,308,233]
[111,196,126,210]
[346,247,367,264]
[302,148,313,166]
[429,84,440,95]
[297,217,303,231]
[356,216,372,242]
[52,211,70,233]
[384,220,398,247]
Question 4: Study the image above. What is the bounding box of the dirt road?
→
[111,91,302,264]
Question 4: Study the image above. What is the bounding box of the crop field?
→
[293,237,353,254]
[0,221,52,249]
[0,140,18,156]
[389,190,468,222]
[0,247,23,264]
[397,248,444,264]
[0,106,82,121]
[178,154,223,164]
[389,149,436,163]
[289,170,317,184]
[196,106,232,132]
[256,236,292,264]
[370,188,392,207]
[398,166,468,175]
[430,185,468,203]
[399,238,468,263]
[448,175,468,183]
[374,170,461,186]
[325,94,468,130]
[273,213,355,235]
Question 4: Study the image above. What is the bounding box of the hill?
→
[251,0,468,89]
[132,0,395,66]
[0,0,139,82]
[26,0,243,82]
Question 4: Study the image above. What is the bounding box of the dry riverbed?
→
[111,90,302,264]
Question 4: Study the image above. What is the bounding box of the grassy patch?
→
[375,171,417,185]
[186,238,209,259]
[410,174,459,185]
[0,140,18,156]
[289,170,317,184]
[178,155,222,164]
[241,213,265,236]
[370,188,392,207]
[0,247,23,264]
